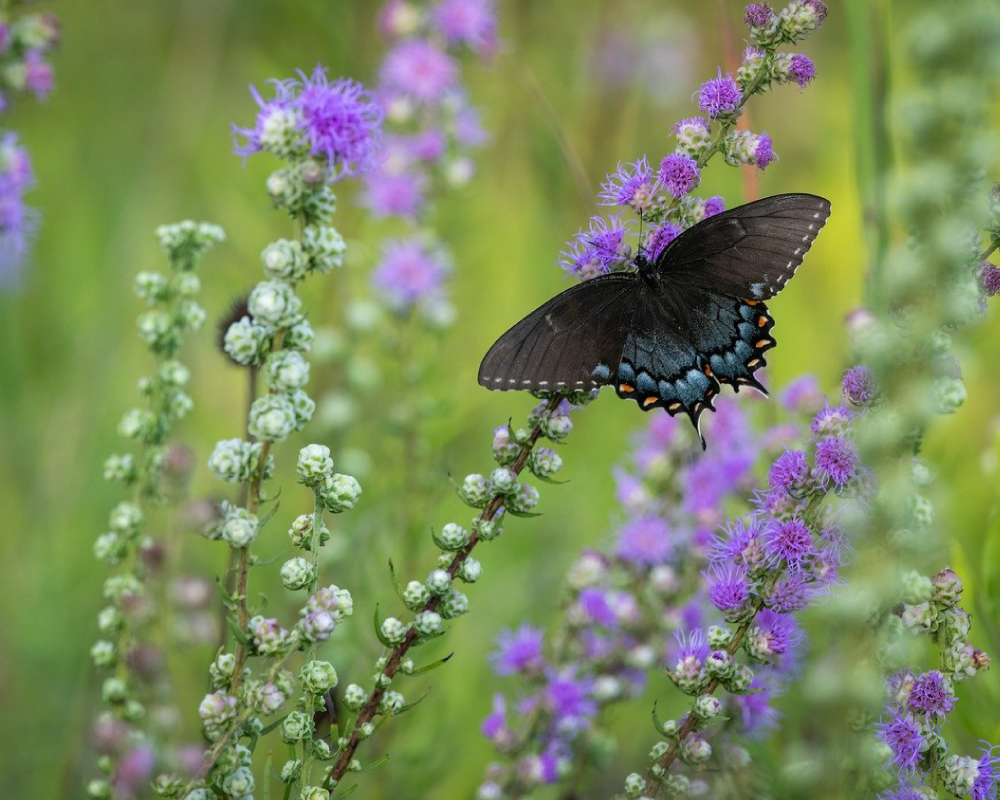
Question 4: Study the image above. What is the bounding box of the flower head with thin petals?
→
[769,449,809,492]
[766,517,814,568]
[599,157,654,210]
[744,3,776,29]
[559,215,632,280]
[981,263,1000,297]
[842,365,875,405]
[815,435,859,488]
[657,153,700,198]
[645,222,681,261]
[973,744,1000,800]
[698,71,741,118]
[906,670,955,719]
[706,564,750,613]
[877,710,924,774]
[703,195,726,217]
[708,516,769,569]
[788,53,816,87]
[754,134,776,170]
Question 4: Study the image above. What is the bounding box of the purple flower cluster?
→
[558,5,821,282]
[233,67,383,181]
[980,261,1000,297]
[0,11,60,290]
[371,236,449,311]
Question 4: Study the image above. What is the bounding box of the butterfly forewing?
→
[477,273,639,392]
[659,193,830,300]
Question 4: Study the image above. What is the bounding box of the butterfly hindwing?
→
[659,193,831,300]
[477,273,639,392]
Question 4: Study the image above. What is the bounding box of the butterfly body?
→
[478,194,830,446]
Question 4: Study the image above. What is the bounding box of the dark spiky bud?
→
[217,293,251,365]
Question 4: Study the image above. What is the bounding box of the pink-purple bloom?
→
[645,221,681,260]
[490,624,545,676]
[766,518,814,568]
[842,365,875,405]
[432,0,497,56]
[788,53,816,87]
[598,156,654,209]
[906,670,955,719]
[23,50,54,99]
[980,262,1000,296]
[703,195,726,217]
[706,564,750,613]
[754,134,776,170]
[380,39,458,103]
[371,237,449,309]
[697,71,741,118]
[780,375,823,412]
[615,515,672,566]
[362,168,426,218]
[769,449,809,492]
[657,153,700,198]
[814,434,859,487]
[973,745,1000,800]
[744,3,776,29]
[0,132,36,288]
[559,215,632,279]
[877,710,924,774]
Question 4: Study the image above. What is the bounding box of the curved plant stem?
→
[325,394,564,787]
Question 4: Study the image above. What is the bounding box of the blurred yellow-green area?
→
[1,1,999,797]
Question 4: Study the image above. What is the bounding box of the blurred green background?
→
[1,0,998,797]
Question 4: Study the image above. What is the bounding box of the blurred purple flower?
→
[0,132,36,289]
[842,365,875,405]
[24,50,54,99]
[780,375,822,412]
[113,746,156,800]
[811,404,854,435]
[481,694,510,744]
[371,237,448,309]
[362,167,426,218]
[577,588,618,628]
[490,624,545,676]
[380,39,458,103]
[974,745,1000,800]
[615,515,672,566]
[455,105,488,147]
[544,670,597,727]
[730,678,780,735]
[432,0,497,56]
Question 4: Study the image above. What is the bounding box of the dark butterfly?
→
[478,193,831,447]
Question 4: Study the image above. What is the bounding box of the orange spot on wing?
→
[755,339,770,349]
[642,396,658,408]
[619,383,634,393]
[668,402,682,411]
[745,299,760,306]
[747,358,761,368]
[758,315,768,327]
[704,365,713,377]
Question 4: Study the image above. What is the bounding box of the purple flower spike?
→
[657,153,701,198]
[766,517,814,568]
[645,222,681,261]
[842,365,876,405]
[489,624,545,676]
[815,435,859,487]
[697,71,741,118]
[980,262,1000,296]
[560,215,633,280]
[380,39,458,103]
[877,710,924,775]
[754,134,776,170]
[766,572,816,612]
[744,3,776,29]
[788,53,816,87]
[598,156,654,209]
[811,404,854,435]
[906,670,955,719]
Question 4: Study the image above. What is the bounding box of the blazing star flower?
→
[0,132,36,288]
[815,435,859,487]
[657,153,701,198]
[23,50,54,99]
[744,3,776,28]
[490,625,545,676]
[380,39,458,104]
[703,195,726,217]
[973,744,1000,800]
[481,694,510,745]
[877,786,926,800]
[730,678,781,735]
[754,134,776,170]
[113,745,156,800]
[371,237,449,309]
[752,609,803,660]
[766,517,814,568]
[559,215,632,280]
[780,375,822,412]
[577,588,618,628]
[980,263,1000,296]
[432,0,497,56]
[233,67,383,181]
[877,710,924,775]
[709,516,769,569]
[645,222,681,260]
[544,670,597,728]
[706,564,750,613]
[454,105,488,147]
[842,365,875,405]
[615,515,672,566]
[698,71,741,118]
[788,53,816,86]
[769,449,809,492]
[362,167,426,218]
[811,403,854,435]
[766,572,817,613]
[906,670,955,719]
[599,157,654,209]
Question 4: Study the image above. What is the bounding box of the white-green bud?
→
[248,393,297,441]
[249,279,301,326]
[300,660,339,695]
[379,690,405,715]
[221,766,254,797]
[474,515,503,541]
[707,625,733,649]
[86,779,112,798]
[303,225,346,273]
[118,408,156,441]
[286,316,315,352]
[680,735,712,764]
[488,467,517,494]
[178,299,206,331]
[297,444,333,485]
[261,239,307,281]
[289,388,315,429]
[439,589,469,619]
[221,507,258,548]
[694,694,722,719]
[97,606,123,634]
[438,522,470,551]
[301,787,331,800]
[380,617,409,645]
[459,473,489,507]
[321,472,362,513]
[208,438,264,484]
[302,185,337,223]
[414,610,443,637]
[135,272,169,303]
[209,653,236,685]
[103,453,136,483]
[343,684,367,710]
[90,640,117,667]
[174,272,201,297]
[458,557,482,583]
[426,569,452,595]
[223,316,270,365]
[263,349,310,393]
[541,414,572,440]
[402,580,431,610]
[108,502,143,533]
[528,446,563,478]
[623,773,647,799]
[280,557,316,591]
[102,677,127,703]
[507,482,540,513]
[280,759,302,783]
[280,711,314,743]
[93,532,125,565]
[288,513,330,550]
[136,310,173,349]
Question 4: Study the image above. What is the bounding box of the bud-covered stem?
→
[325,394,564,785]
